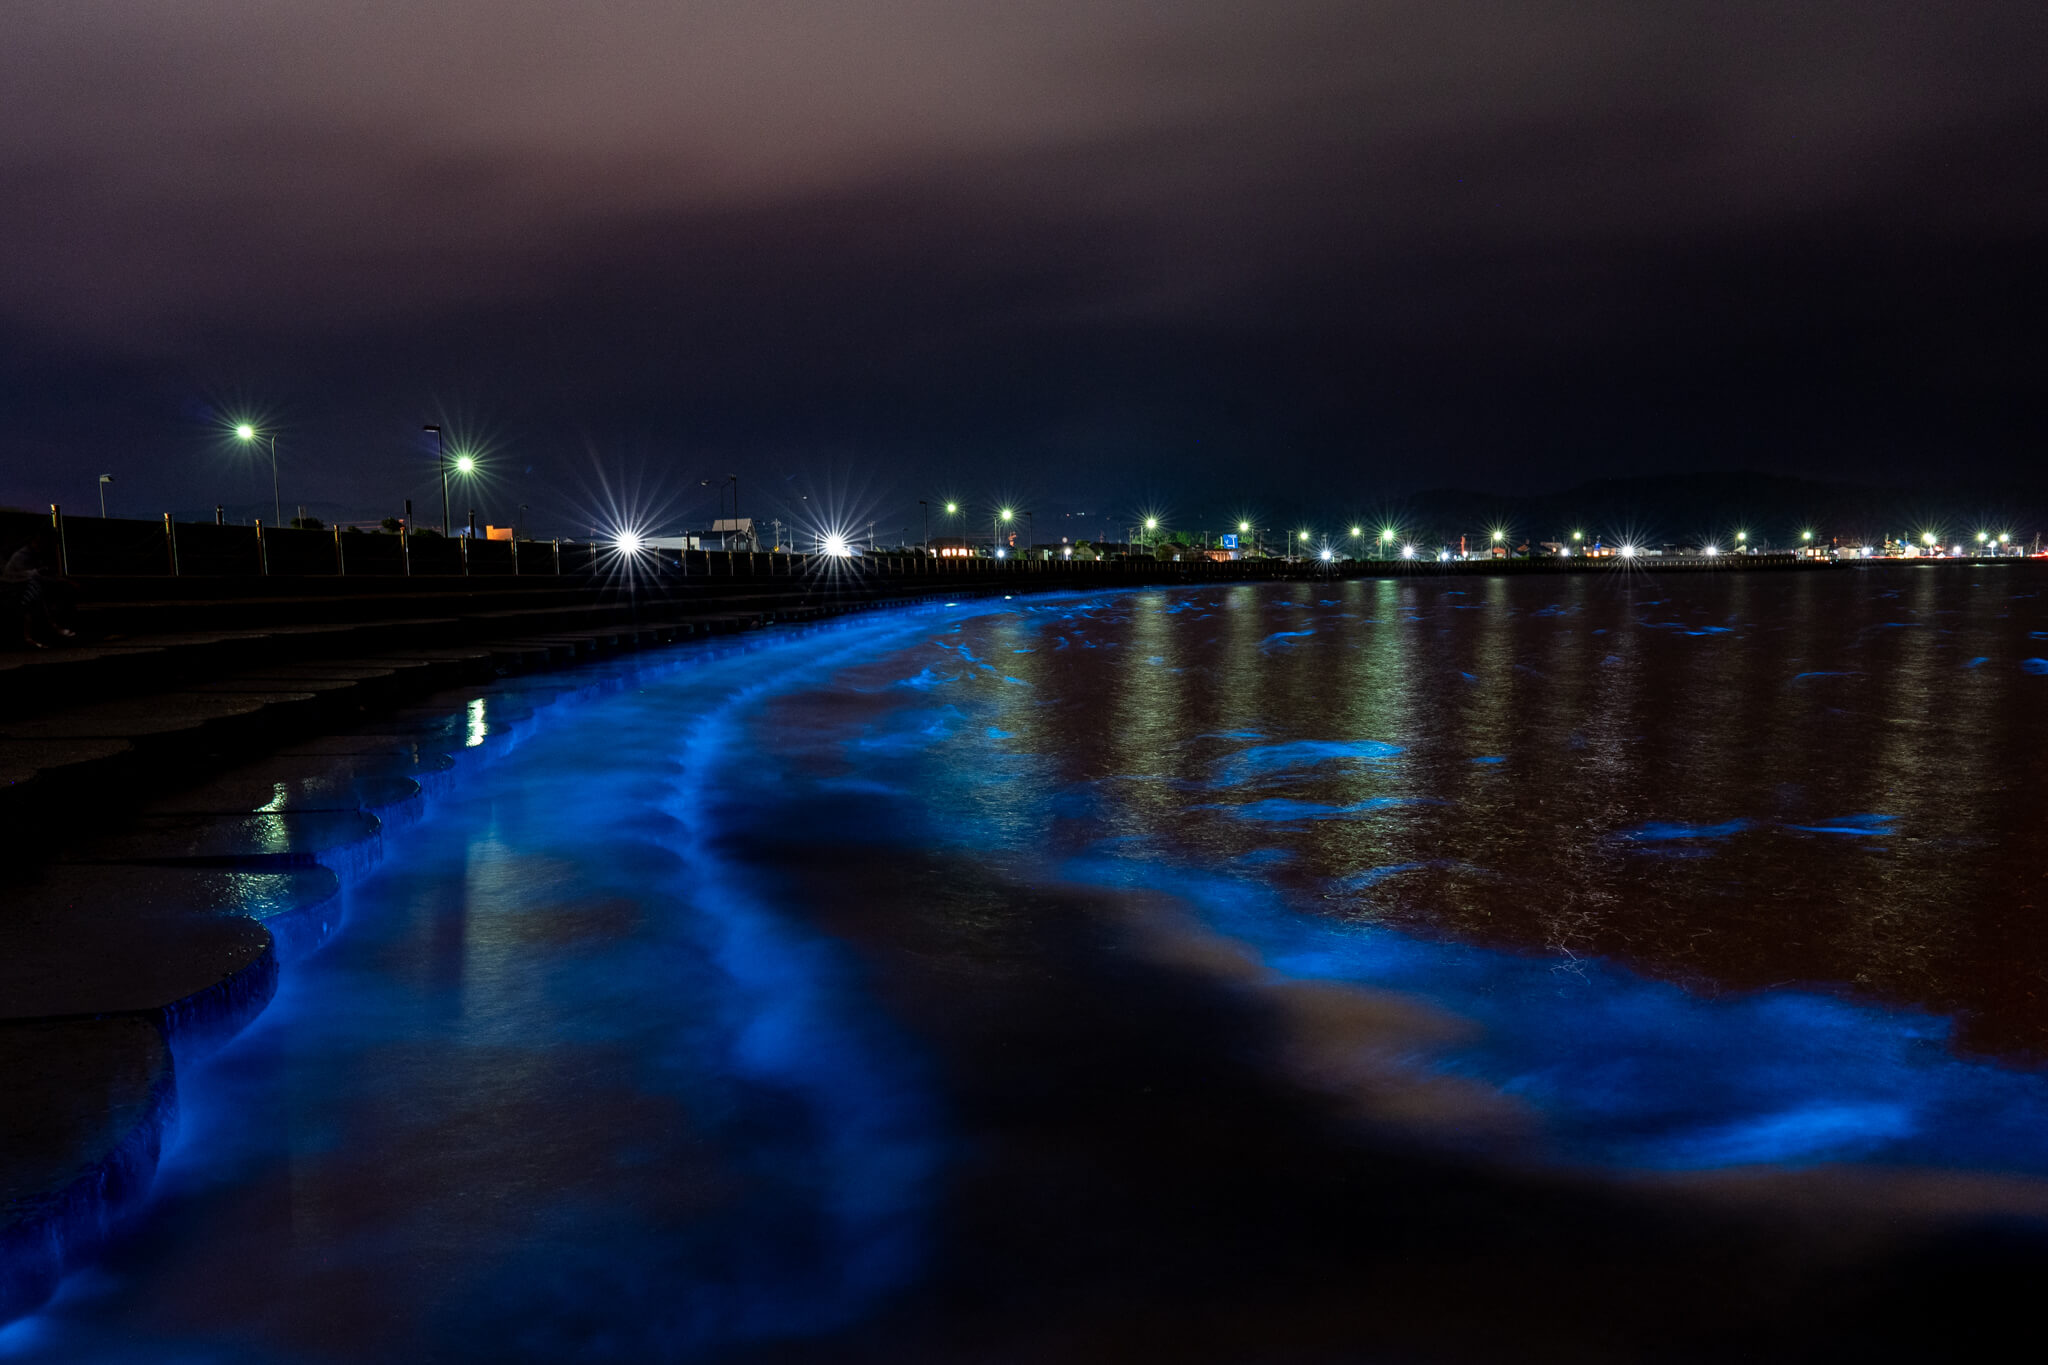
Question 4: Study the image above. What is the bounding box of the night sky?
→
[3,2,2043,537]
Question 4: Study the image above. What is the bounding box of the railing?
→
[5,507,1832,585]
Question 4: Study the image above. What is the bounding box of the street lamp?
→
[98,474,113,518]
[450,453,479,542]
[236,423,281,526]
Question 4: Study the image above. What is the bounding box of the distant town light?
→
[1001,508,1014,522]
[1704,544,1719,556]
[455,455,477,474]
[1401,544,1415,559]
[1437,550,1449,562]
[1922,531,1937,545]
[995,548,1007,559]
[1299,530,1309,541]
[1558,546,1569,557]
[1492,529,1503,542]
[1238,521,1251,533]
[1736,530,1747,542]
[1319,547,1333,561]
[1349,526,1361,537]
[1620,544,1636,558]
[234,423,256,441]
[1802,530,1814,541]
[945,501,958,514]
[1572,530,1583,541]
[822,533,852,557]
[1381,528,1394,543]
[614,531,643,554]
[1977,531,1988,543]
[1952,545,1963,556]
[1145,517,1158,529]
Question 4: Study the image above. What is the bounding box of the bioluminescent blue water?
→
[11,614,959,1363]
[13,570,2048,1359]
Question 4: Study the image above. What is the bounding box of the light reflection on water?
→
[758,569,2048,1171]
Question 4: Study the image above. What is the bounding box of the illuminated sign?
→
[1219,534,1239,549]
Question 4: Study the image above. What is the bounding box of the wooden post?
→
[49,504,68,574]
[165,513,180,576]
[255,519,268,575]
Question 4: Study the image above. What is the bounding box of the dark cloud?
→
[3,2,2043,526]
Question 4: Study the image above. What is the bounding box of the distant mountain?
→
[1395,472,2048,551]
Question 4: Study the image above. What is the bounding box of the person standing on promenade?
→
[3,532,77,648]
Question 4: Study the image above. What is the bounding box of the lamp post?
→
[98,474,113,518]
[919,500,929,553]
[423,424,450,535]
[452,454,477,544]
[236,424,281,526]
